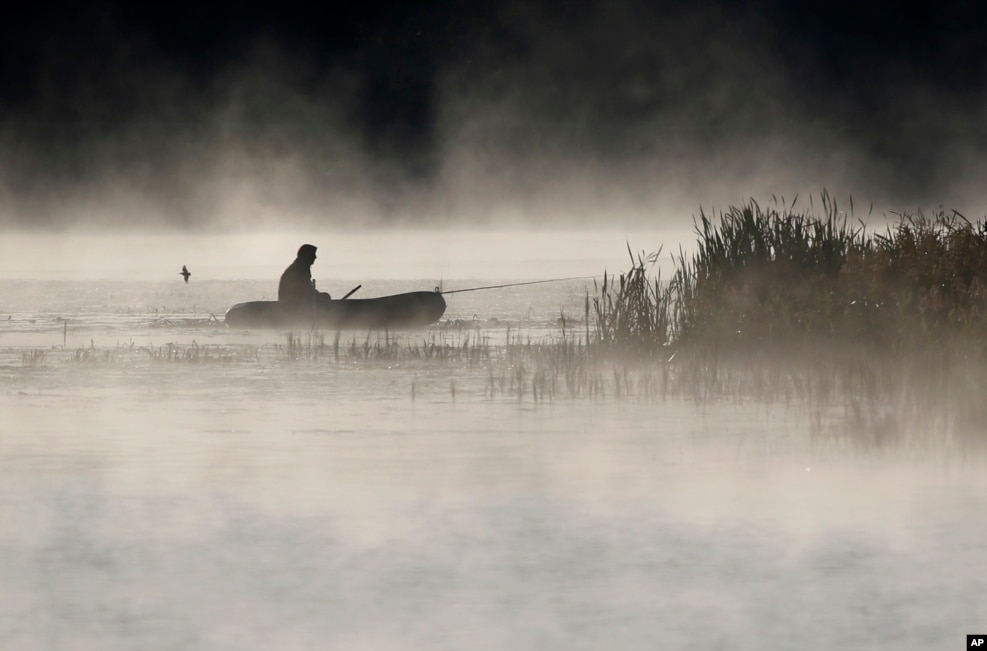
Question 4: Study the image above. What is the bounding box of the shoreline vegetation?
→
[588,191,987,451]
[603,192,987,356]
[8,192,987,452]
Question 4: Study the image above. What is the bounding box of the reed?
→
[583,193,987,355]
[590,246,673,359]
[141,341,242,363]
[579,191,987,450]
[277,331,328,361]
[665,193,987,353]
[20,349,48,367]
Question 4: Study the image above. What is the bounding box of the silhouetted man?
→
[278,244,332,307]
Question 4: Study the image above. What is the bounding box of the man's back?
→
[278,258,313,305]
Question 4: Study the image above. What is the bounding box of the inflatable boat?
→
[225,291,446,330]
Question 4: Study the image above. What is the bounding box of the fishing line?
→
[439,275,601,295]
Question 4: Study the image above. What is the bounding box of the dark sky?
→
[1,0,985,228]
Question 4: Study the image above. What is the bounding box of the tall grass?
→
[583,192,987,450]
[673,193,869,349]
[590,246,672,358]
[596,192,987,355]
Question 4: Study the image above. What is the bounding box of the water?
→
[2,263,985,649]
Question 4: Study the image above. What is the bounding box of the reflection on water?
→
[1,278,985,650]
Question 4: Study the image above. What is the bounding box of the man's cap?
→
[297,244,318,258]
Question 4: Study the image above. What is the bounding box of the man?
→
[278,244,332,307]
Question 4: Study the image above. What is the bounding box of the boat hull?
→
[225,291,446,330]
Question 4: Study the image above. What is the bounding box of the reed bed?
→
[586,193,987,355]
[581,192,987,450]
[670,193,987,352]
[590,247,672,360]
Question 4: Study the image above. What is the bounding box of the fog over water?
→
[2,263,986,649]
[0,229,691,282]
[3,2,987,648]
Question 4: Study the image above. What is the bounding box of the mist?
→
[3,5,987,650]
[2,1,985,231]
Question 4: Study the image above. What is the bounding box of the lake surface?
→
[1,239,985,650]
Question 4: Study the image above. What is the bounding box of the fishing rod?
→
[440,275,601,295]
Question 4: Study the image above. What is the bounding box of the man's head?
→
[297,244,317,263]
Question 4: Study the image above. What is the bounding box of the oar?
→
[342,285,362,300]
